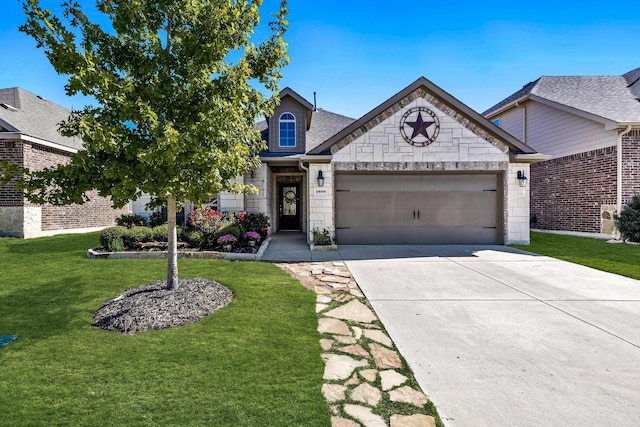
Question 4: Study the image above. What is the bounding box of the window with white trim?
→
[279,113,296,147]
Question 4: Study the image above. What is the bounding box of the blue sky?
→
[2,0,639,119]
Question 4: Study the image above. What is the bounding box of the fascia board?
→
[0,132,78,154]
[529,94,620,130]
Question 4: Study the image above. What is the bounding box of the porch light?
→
[517,170,528,187]
[317,170,325,187]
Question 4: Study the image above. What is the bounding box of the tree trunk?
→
[166,194,179,290]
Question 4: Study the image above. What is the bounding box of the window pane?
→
[279,113,296,147]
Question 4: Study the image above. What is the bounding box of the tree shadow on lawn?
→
[0,275,98,341]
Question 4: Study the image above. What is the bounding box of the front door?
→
[278,183,301,230]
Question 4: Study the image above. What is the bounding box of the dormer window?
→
[279,112,296,147]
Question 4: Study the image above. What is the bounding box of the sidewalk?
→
[261,232,343,262]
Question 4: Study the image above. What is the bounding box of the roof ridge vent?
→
[0,103,18,112]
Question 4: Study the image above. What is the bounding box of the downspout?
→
[617,125,633,216]
[298,158,310,244]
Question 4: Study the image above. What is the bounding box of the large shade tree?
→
[14,0,288,289]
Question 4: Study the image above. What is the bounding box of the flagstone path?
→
[278,262,441,427]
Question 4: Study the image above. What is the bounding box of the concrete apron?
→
[342,245,640,427]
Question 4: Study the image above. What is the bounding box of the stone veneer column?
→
[0,207,24,237]
[506,164,530,245]
[244,164,268,213]
[307,163,334,242]
[218,177,246,212]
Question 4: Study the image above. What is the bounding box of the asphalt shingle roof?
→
[0,87,82,150]
[484,67,640,123]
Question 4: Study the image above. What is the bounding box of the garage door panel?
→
[336,226,499,245]
[335,173,502,245]
[336,191,422,227]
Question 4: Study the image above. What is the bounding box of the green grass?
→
[512,232,640,280]
[0,233,329,426]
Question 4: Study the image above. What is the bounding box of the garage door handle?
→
[417,210,420,220]
[483,227,497,229]
[413,210,415,219]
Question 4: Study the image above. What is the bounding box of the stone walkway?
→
[278,262,441,427]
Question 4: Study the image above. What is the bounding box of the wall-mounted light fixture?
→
[250,169,255,179]
[517,170,528,187]
[317,170,325,187]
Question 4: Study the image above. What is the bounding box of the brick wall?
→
[41,190,128,231]
[20,142,127,232]
[622,130,640,205]
[0,140,24,207]
[530,146,617,233]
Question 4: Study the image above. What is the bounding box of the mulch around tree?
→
[93,278,233,335]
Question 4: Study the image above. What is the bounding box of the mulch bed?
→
[92,278,233,335]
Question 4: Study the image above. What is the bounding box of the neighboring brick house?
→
[484,68,640,235]
[0,87,128,238]
[209,78,544,245]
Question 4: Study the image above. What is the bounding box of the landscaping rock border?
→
[87,238,271,261]
[278,262,441,427]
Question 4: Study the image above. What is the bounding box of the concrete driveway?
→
[339,245,640,427]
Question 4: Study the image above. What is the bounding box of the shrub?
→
[312,227,333,245]
[242,231,261,241]
[116,213,147,228]
[151,224,182,242]
[241,212,270,240]
[615,194,640,242]
[188,206,223,235]
[216,225,240,239]
[217,234,238,244]
[122,226,154,249]
[149,211,167,227]
[100,226,127,252]
[182,230,205,248]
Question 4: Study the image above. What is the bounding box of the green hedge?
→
[122,227,154,249]
[100,226,127,251]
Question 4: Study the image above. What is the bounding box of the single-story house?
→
[484,67,640,235]
[0,87,128,238]
[215,77,545,245]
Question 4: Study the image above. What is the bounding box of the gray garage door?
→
[335,173,502,244]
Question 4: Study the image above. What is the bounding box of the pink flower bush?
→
[217,234,238,244]
[242,231,260,241]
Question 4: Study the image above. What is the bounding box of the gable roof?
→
[484,67,640,125]
[278,87,314,130]
[0,87,82,151]
[255,107,355,157]
[308,76,536,155]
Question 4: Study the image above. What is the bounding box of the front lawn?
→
[0,233,329,426]
[512,232,640,280]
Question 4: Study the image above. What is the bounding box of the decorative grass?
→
[512,232,640,280]
[0,233,329,426]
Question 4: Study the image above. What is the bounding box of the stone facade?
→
[307,97,531,245]
[308,162,333,241]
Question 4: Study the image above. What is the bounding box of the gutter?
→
[0,132,78,154]
[510,153,551,163]
[617,125,633,214]
[484,95,530,119]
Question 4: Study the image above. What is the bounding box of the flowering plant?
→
[217,234,238,244]
[188,206,222,234]
[242,231,261,241]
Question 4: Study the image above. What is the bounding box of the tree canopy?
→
[13,0,289,288]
